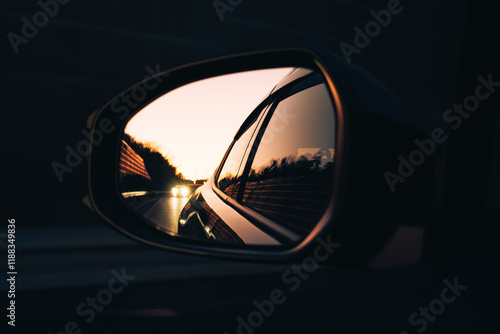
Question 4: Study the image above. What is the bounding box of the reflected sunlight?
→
[124,68,292,180]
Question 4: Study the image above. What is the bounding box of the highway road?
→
[124,194,189,234]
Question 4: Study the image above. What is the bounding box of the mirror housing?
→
[87,48,434,266]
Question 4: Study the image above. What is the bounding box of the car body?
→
[177,68,337,245]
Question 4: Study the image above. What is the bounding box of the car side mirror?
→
[88,49,433,264]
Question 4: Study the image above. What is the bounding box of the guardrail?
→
[119,140,151,180]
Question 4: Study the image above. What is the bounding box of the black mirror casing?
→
[87,48,434,266]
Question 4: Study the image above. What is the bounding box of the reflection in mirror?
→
[119,67,336,247]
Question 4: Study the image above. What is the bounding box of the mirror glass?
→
[119,67,336,247]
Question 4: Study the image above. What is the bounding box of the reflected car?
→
[177,68,336,245]
[172,184,204,198]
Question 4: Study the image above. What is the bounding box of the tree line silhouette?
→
[121,133,185,192]
[247,153,333,182]
[219,151,334,193]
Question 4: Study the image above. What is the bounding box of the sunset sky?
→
[124,68,293,181]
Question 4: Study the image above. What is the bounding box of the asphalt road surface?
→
[124,194,189,233]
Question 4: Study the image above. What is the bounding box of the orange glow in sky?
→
[124,68,293,181]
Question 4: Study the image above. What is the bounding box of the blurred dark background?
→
[1,1,499,333]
